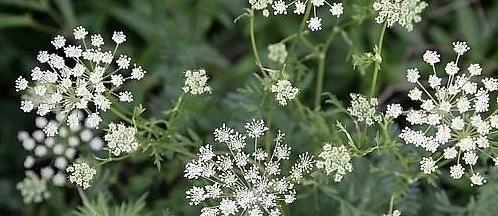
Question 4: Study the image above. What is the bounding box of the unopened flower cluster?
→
[396,41,496,186]
[16,171,51,203]
[316,143,353,182]
[184,119,314,216]
[182,69,212,95]
[16,110,103,202]
[104,122,139,156]
[15,26,145,130]
[271,80,299,106]
[268,43,287,64]
[66,161,97,189]
[249,0,344,31]
[373,0,428,31]
[347,93,382,125]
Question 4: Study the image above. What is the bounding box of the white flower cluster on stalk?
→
[17,110,103,193]
[271,80,299,106]
[268,43,287,64]
[16,171,51,203]
[66,161,96,189]
[347,93,382,125]
[184,119,314,216]
[383,210,402,216]
[249,0,344,31]
[104,122,139,156]
[16,26,145,129]
[395,41,498,186]
[182,69,212,95]
[373,0,428,31]
[316,143,353,182]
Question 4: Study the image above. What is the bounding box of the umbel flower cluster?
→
[16,171,51,204]
[17,110,103,195]
[316,143,353,182]
[184,119,314,216]
[396,41,498,186]
[373,0,428,31]
[66,161,97,189]
[104,122,139,156]
[249,0,344,31]
[271,80,299,106]
[347,93,382,126]
[15,26,146,131]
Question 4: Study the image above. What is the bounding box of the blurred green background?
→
[1,0,498,215]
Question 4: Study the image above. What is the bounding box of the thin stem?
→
[314,53,326,109]
[111,106,133,124]
[370,22,388,98]
[314,27,339,109]
[388,194,395,215]
[249,8,261,67]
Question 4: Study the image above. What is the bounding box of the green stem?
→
[314,53,326,109]
[249,8,261,67]
[370,22,388,97]
[388,194,395,215]
[314,27,339,109]
[111,106,133,124]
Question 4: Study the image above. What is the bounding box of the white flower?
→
[73,26,88,40]
[294,1,306,14]
[182,69,212,95]
[271,80,299,106]
[406,68,420,83]
[66,161,96,189]
[453,41,470,56]
[449,164,464,179]
[17,111,103,192]
[184,120,313,215]
[244,119,269,139]
[316,144,353,182]
[268,43,287,63]
[386,103,403,118]
[347,94,381,125]
[329,3,343,17]
[399,42,498,185]
[104,123,139,156]
[112,31,126,44]
[91,34,104,47]
[16,171,50,203]
[423,50,441,65]
[51,35,66,49]
[15,76,28,92]
[272,0,287,15]
[16,26,144,129]
[118,91,133,102]
[420,157,437,174]
[373,0,428,31]
[307,17,322,31]
[470,173,486,186]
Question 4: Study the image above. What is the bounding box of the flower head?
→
[182,69,212,95]
[185,120,313,215]
[271,80,299,106]
[347,94,381,125]
[16,26,145,129]
[316,144,353,182]
[373,0,428,31]
[397,42,498,185]
[66,161,96,189]
[104,122,139,156]
[17,110,103,190]
[268,43,287,64]
[16,171,50,203]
